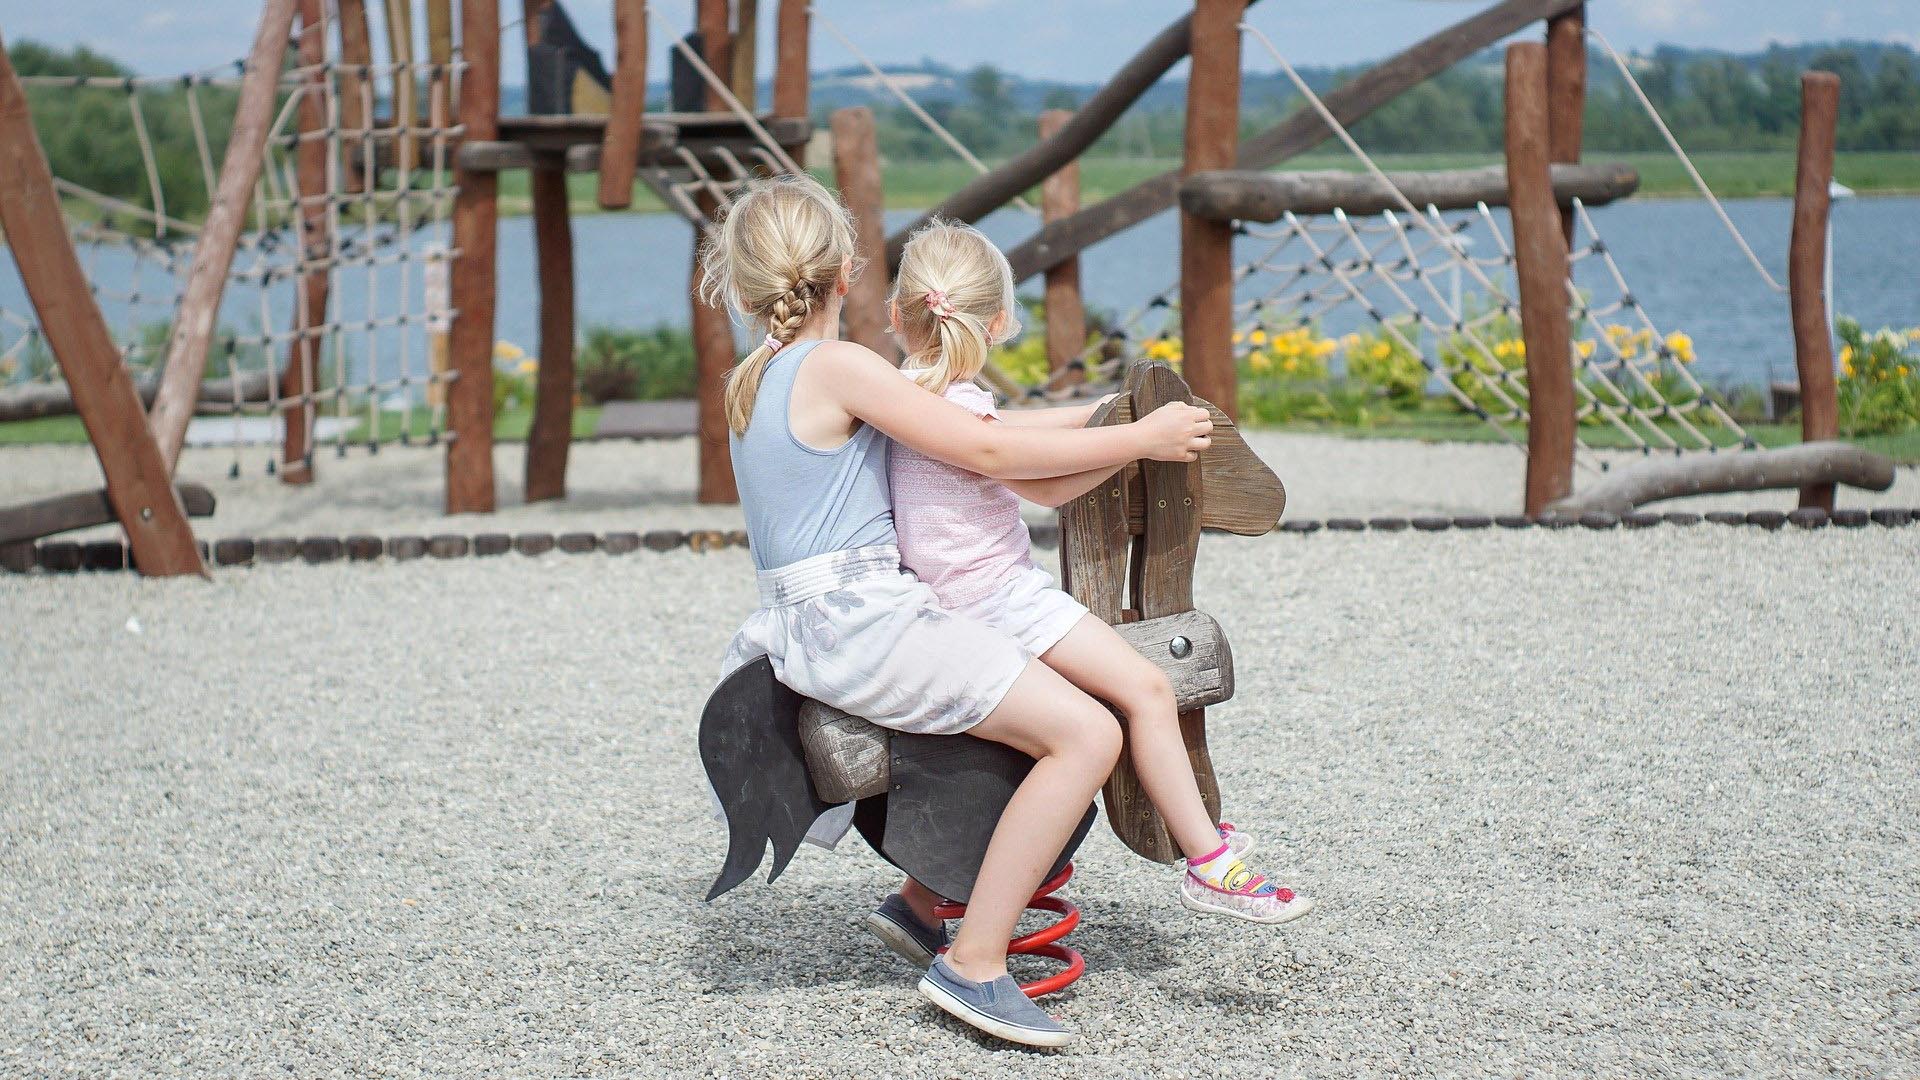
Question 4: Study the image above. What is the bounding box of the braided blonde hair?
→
[698,174,860,435]
[890,219,1021,395]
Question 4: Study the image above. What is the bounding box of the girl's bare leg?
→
[898,876,943,924]
[939,660,1123,984]
[1038,616,1225,861]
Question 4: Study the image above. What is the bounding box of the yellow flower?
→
[1664,331,1694,364]
[517,358,538,375]
[1248,329,1268,346]
[1577,340,1597,360]
[1248,350,1271,372]
[1231,331,1246,346]
[1315,339,1339,358]
[494,340,525,361]
[1900,364,1913,379]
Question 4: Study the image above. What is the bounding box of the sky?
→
[8,1,1919,86]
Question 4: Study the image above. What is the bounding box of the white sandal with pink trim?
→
[1179,867,1314,925]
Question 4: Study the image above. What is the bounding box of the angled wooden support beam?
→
[1004,0,1586,283]
[0,37,206,576]
[597,0,650,208]
[150,0,298,471]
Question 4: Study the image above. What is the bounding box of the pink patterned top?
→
[889,377,1035,607]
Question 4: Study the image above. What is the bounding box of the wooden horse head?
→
[1058,360,1286,863]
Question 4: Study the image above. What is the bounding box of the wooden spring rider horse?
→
[699,360,1285,996]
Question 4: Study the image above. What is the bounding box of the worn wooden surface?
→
[1791,72,1841,513]
[596,0,649,209]
[0,39,205,576]
[1178,163,1639,222]
[1038,110,1086,385]
[884,7,1209,269]
[1179,0,1244,421]
[1059,397,1131,621]
[149,0,297,470]
[1111,611,1235,712]
[692,191,737,505]
[831,108,893,362]
[445,0,501,514]
[1506,43,1575,516]
[1003,0,1586,283]
[1548,442,1893,516]
[730,0,759,103]
[337,0,373,194]
[279,0,331,486]
[1546,4,1586,248]
[525,154,576,502]
[384,0,418,174]
[1102,396,1284,536]
[0,484,215,546]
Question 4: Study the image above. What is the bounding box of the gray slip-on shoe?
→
[917,955,1075,1048]
[865,893,947,968]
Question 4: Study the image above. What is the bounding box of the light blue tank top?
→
[730,340,897,571]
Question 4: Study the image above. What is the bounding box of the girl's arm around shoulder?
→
[994,394,1115,429]
[1000,465,1121,509]
[807,343,1212,480]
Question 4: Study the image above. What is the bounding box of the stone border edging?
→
[2,509,1914,575]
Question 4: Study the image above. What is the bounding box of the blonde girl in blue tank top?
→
[702,175,1212,1047]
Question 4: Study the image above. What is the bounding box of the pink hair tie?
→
[925,290,958,320]
[763,334,785,354]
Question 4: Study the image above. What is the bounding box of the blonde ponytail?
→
[890,220,1021,395]
[699,175,859,435]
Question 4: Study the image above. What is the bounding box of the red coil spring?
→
[932,862,1084,998]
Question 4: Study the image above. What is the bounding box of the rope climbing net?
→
[0,27,466,474]
[1033,198,1751,464]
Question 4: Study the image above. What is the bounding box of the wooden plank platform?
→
[456,113,811,173]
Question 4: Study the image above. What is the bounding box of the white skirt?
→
[717,544,1032,848]
[943,563,1090,661]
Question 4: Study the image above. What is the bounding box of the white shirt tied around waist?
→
[888,376,1036,608]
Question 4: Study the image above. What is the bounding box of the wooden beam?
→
[1179,162,1639,221]
[0,484,216,547]
[697,0,732,113]
[1506,43,1575,516]
[280,0,332,486]
[1180,0,1244,421]
[1545,4,1586,247]
[596,0,649,209]
[338,0,374,194]
[1003,0,1587,283]
[772,0,809,165]
[0,37,206,576]
[887,8,1207,269]
[385,0,419,174]
[1039,109,1085,386]
[1548,442,1893,516]
[0,370,274,424]
[1791,72,1841,513]
[731,0,759,105]
[446,0,502,514]
[427,0,454,162]
[525,153,576,502]
[692,216,738,504]
[831,107,892,361]
[149,0,298,470]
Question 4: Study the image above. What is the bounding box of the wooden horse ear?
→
[1188,396,1286,536]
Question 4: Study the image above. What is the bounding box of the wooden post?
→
[427,0,454,152]
[1545,4,1585,249]
[338,0,373,193]
[0,37,205,577]
[1506,42,1575,515]
[1179,0,1244,420]
[1039,109,1085,386]
[693,221,738,505]
[385,0,419,175]
[525,155,576,502]
[831,107,892,361]
[772,0,809,165]
[731,0,759,105]
[280,0,332,485]
[149,0,298,470]
[1791,71,1841,513]
[596,0,649,209]
[697,0,732,112]
[446,0,501,514]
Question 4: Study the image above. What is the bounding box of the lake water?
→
[6,196,1916,398]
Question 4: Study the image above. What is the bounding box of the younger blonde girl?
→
[701,176,1215,1048]
[873,220,1314,953]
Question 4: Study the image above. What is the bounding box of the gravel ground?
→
[3,521,1917,1077]
[3,434,1915,541]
